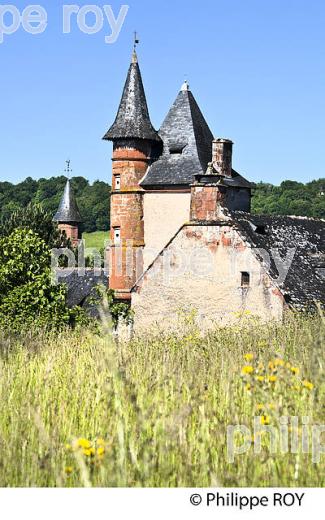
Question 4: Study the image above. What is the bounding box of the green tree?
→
[0,229,88,332]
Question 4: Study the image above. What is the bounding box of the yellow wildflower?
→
[303,380,314,391]
[256,403,264,411]
[268,375,277,383]
[274,358,285,367]
[83,448,92,457]
[96,438,106,446]
[244,353,254,362]
[77,438,91,449]
[97,447,105,456]
[260,415,270,425]
[256,375,264,382]
[65,443,72,451]
[65,466,73,474]
[242,365,254,375]
[291,367,300,376]
[245,383,251,391]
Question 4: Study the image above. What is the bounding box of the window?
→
[115,175,121,190]
[114,227,121,245]
[241,272,250,287]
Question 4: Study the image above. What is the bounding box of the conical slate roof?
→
[141,82,214,187]
[53,179,82,223]
[103,51,160,142]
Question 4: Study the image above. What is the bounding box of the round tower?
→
[103,50,161,301]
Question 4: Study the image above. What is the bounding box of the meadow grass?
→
[82,231,108,251]
[0,313,324,487]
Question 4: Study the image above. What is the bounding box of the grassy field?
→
[82,231,108,250]
[0,314,324,487]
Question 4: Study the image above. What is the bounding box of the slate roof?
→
[53,179,82,223]
[232,212,325,308]
[103,51,160,142]
[141,85,214,187]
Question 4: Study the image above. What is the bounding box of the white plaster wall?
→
[132,224,284,333]
[143,192,191,270]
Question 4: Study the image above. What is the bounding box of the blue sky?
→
[1,0,324,185]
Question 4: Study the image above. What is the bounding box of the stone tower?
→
[53,179,82,246]
[103,50,161,302]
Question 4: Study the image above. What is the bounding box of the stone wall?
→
[132,223,284,333]
[143,191,191,269]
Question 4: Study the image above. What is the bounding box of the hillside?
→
[0,176,111,233]
[0,177,324,235]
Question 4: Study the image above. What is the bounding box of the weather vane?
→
[65,159,72,178]
[134,31,139,51]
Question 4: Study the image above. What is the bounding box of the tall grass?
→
[0,314,324,487]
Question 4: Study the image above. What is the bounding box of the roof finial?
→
[181,79,190,92]
[64,159,72,179]
[132,31,139,63]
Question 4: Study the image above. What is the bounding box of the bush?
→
[0,229,88,332]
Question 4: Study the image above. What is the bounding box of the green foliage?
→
[89,286,133,327]
[0,176,111,233]
[0,202,70,249]
[0,229,88,332]
[252,178,325,218]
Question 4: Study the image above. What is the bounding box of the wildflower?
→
[242,365,254,375]
[96,438,106,446]
[256,403,264,411]
[245,383,252,391]
[97,447,105,456]
[303,380,314,391]
[65,466,73,474]
[256,375,264,382]
[260,415,270,425]
[65,444,72,451]
[83,448,92,457]
[291,367,300,376]
[77,438,91,449]
[268,375,277,383]
[244,353,254,362]
[274,358,285,367]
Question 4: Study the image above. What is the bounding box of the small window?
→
[241,272,250,287]
[115,175,121,190]
[114,227,121,245]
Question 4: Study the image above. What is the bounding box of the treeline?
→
[0,176,111,233]
[0,176,324,230]
[252,179,325,218]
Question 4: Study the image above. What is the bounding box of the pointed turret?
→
[54,179,82,223]
[54,179,82,246]
[103,51,160,142]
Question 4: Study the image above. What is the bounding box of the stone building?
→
[102,50,325,332]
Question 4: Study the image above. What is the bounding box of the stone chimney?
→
[212,138,233,177]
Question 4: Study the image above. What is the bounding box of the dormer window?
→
[115,175,121,191]
[168,142,186,155]
[170,147,184,155]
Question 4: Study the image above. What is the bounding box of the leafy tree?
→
[0,229,88,332]
[0,202,70,249]
[0,176,111,233]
